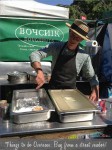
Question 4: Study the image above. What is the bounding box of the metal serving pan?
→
[11,88,54,124]
[48,89,99,123]
[7,71,28,83]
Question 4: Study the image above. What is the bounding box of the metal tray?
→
[48,89,99,123]
[11,88,55,124]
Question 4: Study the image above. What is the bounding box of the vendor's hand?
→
[35,71,45,89]
[89,92,98,102]
[89,86,99,103]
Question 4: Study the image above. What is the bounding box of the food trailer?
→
[0,0,112,140]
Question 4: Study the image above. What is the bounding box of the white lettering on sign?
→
[15,22,64,47]
[19,28,60,37]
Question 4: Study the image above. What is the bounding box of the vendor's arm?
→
[29,42,61,89]
[31,61,45,89]
[81,56,99,102]
[29,45,50,89]
[89,84,99,102]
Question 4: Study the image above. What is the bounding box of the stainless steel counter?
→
[0,111,111,137]
[0,77,112,137]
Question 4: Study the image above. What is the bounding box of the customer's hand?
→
[35,71,45,89]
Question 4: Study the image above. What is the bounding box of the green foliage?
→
[59,0,112,20]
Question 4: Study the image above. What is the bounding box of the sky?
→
[36,0,73,6]
[3,0,73,5]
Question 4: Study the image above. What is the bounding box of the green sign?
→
[0,17,70,62]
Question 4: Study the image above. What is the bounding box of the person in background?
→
[29,19,99,102]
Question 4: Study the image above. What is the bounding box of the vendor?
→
[29,19,99,102]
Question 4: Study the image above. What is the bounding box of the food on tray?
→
[14,107,33,113]
[32,106,43,111]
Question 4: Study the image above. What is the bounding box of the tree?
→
[60,0,112,20]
